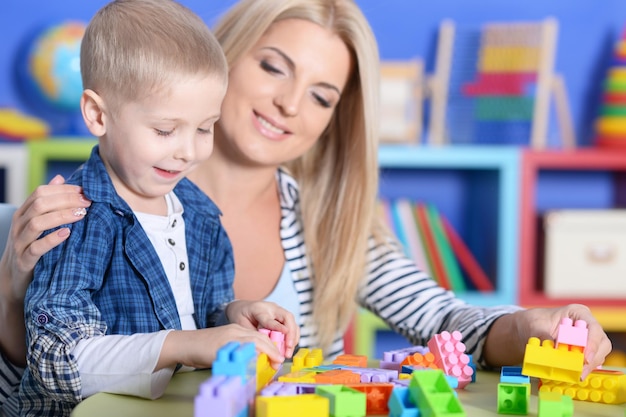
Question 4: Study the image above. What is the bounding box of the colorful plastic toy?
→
[408,369,466,417]
[427,330,474,388]
[315,385,367,417]
[212,341,257,381]
[539,369,626,405]
[521,337,584,383]
[497,382,530,415]
[346,383,394,415]
[332,354,368,368]
[537,391,573,417]
[388,386,419,417]
[555,318,588,352]
[291,348,323,372]
[256,394,329,417]
[259,328,287,357]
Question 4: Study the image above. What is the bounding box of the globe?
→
[21,21,86,113]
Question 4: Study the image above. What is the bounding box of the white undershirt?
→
[72,192,195,399]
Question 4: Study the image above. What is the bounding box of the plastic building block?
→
[380,346,429,371]
[400,352,439,370]
[537,391,573,417]
[346,383,394,415]
[331,365,398,383]
[408,369,466,417]
[277,370,317,383]
[212,342,257,381]
[315,385,367,417]
[467,355,476,383]
[500,366,530,385]
[427,331,474,388]
[255,394,329,417]
[539,369,626,404]
[256,353,279,392]
[194,375,246,417]
[555,318,588,353]
[259,328,287,357]
[521,337,584,383]
[291,348,323,372]
[332,354,368,367]
[388,386,419,417]
[314,369,361,384]
[260,382,317,396]
[497,382,530,415]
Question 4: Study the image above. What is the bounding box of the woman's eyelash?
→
[260,60,281,74]
[155,129,173,136]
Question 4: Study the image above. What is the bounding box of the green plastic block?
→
[315,384,366,417]
[409,369,466,417]
[537,391,573,417]
[497,382,529,415]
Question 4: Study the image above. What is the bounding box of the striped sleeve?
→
[358,236,522,367]
[0,353,23,415]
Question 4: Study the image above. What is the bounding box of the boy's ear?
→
[80,89,107,137]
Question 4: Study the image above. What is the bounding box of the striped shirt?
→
[277,168,521,365]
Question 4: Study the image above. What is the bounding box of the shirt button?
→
[36,314,49,325]
[171,219,177,228]
[179,262,185,271]
[168,238,175,246]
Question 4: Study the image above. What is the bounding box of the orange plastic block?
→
[332,354,368,368]
[256,353,278,392]
[314,369,361,384]
[539,369,626,404]
[256,394,329,417]
[277,370,317,383]
[291,348,323,372]
[522,337,584,383]
[345,383,394,415]
[400,352,439,370]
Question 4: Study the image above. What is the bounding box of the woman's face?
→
[216,18,352,167]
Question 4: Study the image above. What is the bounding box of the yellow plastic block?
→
[291,348,323,372]
[539,369,626,405]
[522,337,584,383]
[257,353,277,392]
[256,394,329,417]
[478,46,541,72]
[277,370,317,383]
[596,117,626,135]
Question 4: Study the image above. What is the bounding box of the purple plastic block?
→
[380,346,429,371]
[331,365,398,383]
[259,382,318,396]
[194,375,245,417]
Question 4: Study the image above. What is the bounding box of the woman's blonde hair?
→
[214,0,382,350]
[81,0,228,107]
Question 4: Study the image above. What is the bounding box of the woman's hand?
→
[0,175,91,301]
[484,304,612,380]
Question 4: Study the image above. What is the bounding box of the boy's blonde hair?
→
[214,0,383,351]
[81,0,227,106]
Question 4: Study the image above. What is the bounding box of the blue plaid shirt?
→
[19,146,234,416]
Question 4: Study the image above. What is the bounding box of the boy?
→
[18,1,297,415]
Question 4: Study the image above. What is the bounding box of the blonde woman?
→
[0,0,612,409]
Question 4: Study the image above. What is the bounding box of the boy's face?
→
[96,74,226,213]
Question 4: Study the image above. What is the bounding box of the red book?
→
[441,216,494,292]
[415,203,451,290]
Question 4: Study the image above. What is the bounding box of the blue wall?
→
[2,1,625,144]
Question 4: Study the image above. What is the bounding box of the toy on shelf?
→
[442,18,575,149]
[594,26,626,149]
[0,108,49,140]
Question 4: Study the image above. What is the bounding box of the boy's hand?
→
[225,300,300,360]
[158,323,288,371]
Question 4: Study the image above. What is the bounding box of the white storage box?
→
[544,209,626,298]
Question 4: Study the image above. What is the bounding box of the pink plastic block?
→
[427,330,474,389]
[259,328,286,357]
[555,318,588,352]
